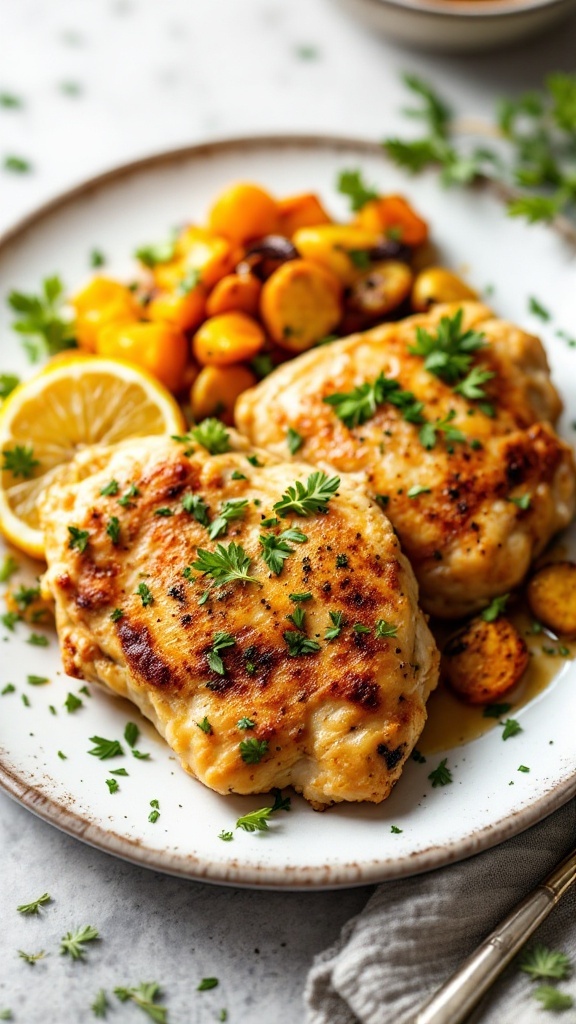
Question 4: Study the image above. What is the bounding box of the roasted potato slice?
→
[443,616,529,704]
[527,561,576,637]
[348,261,413,318]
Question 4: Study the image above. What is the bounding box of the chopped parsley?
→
[325,610,346,641]
[236,806,273,832]
[409,309,490,391]
[286,605,306,630]
[208,498,248,540]
[231,470,247,481]
[110,608,124,622]
[529,296,551,322]
[114,981,167,1022]
[520,945,572,981]
[1,683,15,694]
[148,799,160,823]
[207,631,236,675]
[407,485,431,499]
[60,925,99,961]
[418,409,466,450]
[105,778,119,794]
[428,758,453,787]
[289,591,312,602]
[2,444,39,478]
[260,527,307,575]
[336,168,379,211]
[218,830,233,842]
[0,555,19,582]
[0,373,20,399]
[273,471,340,517]
[246,454,262,467]
[136,582,154,607]
[27,674,49,686]
[286,426,304,454]
[18,950,46,965]
[483,702,512,718]
[67,525,90,553]
[191,418,230,455]
[177,268,201,296]
[4,155,31,173]
[197,978,219,991]
[181,491,210,526]
[481,594,510,622]
[88,735,124,759]
[91,990,109,1018]
[17,892,51,915]
[192,542,259,589]
[324,373,424,430]
[353,623,371,634]
[0,91,23,108]
[375,619,398,638]
[533,987,574,1011]
[106,516,121,545]
[132,750,150,760]
[390,825,403,834]
[501,718,522,740]
[8,275,75,360]
[90,249,106,269]
[283,631,321,656]
[238,717,255,730]
[124,722,139,747]
[336,553,348,568]
[117,483,140,507]
[508,494,531,510]
[27,632,48,646]
[135,237,177,267]
[154,507,173,517]
[518,765,530,773]
[196,717,213,734]
[239,738,269,764]
[100,479,119,496]
[64,692,83,713]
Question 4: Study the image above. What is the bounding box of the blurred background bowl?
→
[334,0,576,52]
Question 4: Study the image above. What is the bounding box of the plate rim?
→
[1,131,575,890]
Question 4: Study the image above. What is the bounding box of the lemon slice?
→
[0,356,186,559]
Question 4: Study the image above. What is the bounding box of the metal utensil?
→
[414,846,576,1024]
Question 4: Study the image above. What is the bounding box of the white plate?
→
[0,135,575,890]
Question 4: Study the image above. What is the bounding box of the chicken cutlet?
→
[40,430,439,808]
[236,302,576,618]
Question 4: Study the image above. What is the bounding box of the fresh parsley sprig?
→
[191,419,231,455]
[259,527,307,575]
[273,471,340,518]
[16,892,51,915]
[8,276,76,362]
[114,981,167,1023]
[324,373,424,430]
[192,542,260,589]
[60,925,99,961]
[337,169,379,211]
[208,499,248,540]
[208,631,236,675]
[520,945,572,981]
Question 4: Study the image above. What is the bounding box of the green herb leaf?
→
[533,986,574,1011]
[407,485,431,499]
[68,525,90,553]
[18,949,46,964]
[60,925,99,961]
[324,372,424,430]
[0,555,19,582]
[501,718,522,740]
[273,471,340,517]
[136,582,154,607]
[0,373,20,399]
[239,737,269,764]
[208,498,248,540]
[324,610,345,641]
[8,276,76,359]
[428,758,453,787]
[110,608,124,622]
[135,238,177,268]
[410,309,487,388]
[196,716,213,734]
[181,491,210,526]
[117,483,140,507]
[236,806,274,832]
[192,541,259,589]
[481,594,510,622]
[105,778,119,794]
[4,155,31,173]
[198,978,219,991]
[114,982,167,1023]
[508,494,531,510]
[483,702,512,719]
[336,168,379,211]
[191,418,230,455]
[287,426,304,454]
[88,735,124,759]
[259,527,307,575]
[148,799,160,824]
[283,631,321,656]
[27,674,49,686]
[520,945,572,981]
[375,619,398,638]
[91,989,109,1018]
[106,516,121,545]
[124,722,139,748]
[17,892,51,915]
[529,296,551,321]
[218,830,234,842]
[207,631,236,675]
[65,692,83,713]
[2,444,39,478]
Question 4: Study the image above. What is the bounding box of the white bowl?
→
[334,0,576,52]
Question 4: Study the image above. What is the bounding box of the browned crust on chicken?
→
[40,434,439,808]
[236,302,576,617]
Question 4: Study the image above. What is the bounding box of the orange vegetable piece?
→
[276,193,332,237]
[206,274,261,318]
[153,229,237,292]
[260,259,342,353]
[96,322,188,392]
[147,285,206,332]
[208,183,278,245]
[354,196,428,247]
[72,277,139,353]
[192,313,265,367]
[191,364,258,425]
[292,225,381,286]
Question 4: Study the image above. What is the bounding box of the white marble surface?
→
[1,1,576,1021]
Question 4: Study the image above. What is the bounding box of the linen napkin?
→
[306,799,576,1024]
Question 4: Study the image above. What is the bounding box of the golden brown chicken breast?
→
[40,430,439,808]
[236,302,576,618]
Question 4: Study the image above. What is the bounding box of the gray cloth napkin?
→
[306,799,576,1024]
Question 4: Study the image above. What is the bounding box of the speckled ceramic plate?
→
[0,136,575,889]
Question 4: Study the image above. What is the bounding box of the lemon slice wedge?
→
[0,356,186,559]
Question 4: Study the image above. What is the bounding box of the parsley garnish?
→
[418,409,466,450]
[260,527,307,575]
[8,276,76,360]
[508,494,531,510]
[208,631,236,675]
[114,982,167,1023]
[273,471,340,517]
[407,485,431,499]
[192,542,259,589]
[238,717,255,729]
[191,418,230,455]
[236,806,273,832]
[91,990,109,1018]
[88,735,124,759]
[124,722,139,747]
[336,168,379,211]
[533,987,574,1011]
[287,426,304,454]
[501,718,522,740]
[182,491,210,526]
[1,683,15,694]
[136,582,154,607]
[135,237,177,267]
[483,702,512,718]
[17,892,51,915]
[353,623,371,634]
[324,610,345,641]
[154,507,173,517]
[4,155,31,173]
[27,674,49,686]
[132,750,150,760]
[481,594,510,622]
[208,499,248,540]
[12,584,40,609]
[520,945,572,981]
[529,296,551,322]
[2,444,39,478]
[67,525,90,553]
[60,925,99,960]
[64,692,83,713]
[283,631,321,656]
[324,373,424,430]
[177,268,201,296]
[117,483,140,507]
[106,778,119,794]
[336,554,348,568]
[289,592,312,602]
[106,516,121,545]
[148,799,160,823]
[18,950,46,964]
[428,758,453,787]
[198,978,219,991]
[0,555,19,582]
[219,830,234,842]
[90,249,106,268]
[100,479,118,498]
[409,309,489,389]
[0,373,20,399]
[286,605,306,630]
[239,738,269,764]
[110,608,124,622]
[518,765,530,773]
[390,825,403,834]
[196,716,213,734]
[0,91,22,108]
[246,454,261,467]
[375,619,398,638]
